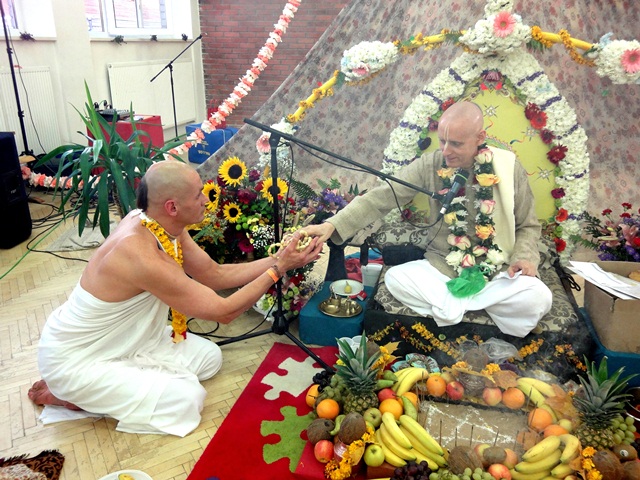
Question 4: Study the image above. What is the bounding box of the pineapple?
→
[335,335,381,415]
[573,356,635,450]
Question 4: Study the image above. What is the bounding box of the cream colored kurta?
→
[38,284,222,436]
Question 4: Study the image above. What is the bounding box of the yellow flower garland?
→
[324,426,374,480]
[141,214,188,343]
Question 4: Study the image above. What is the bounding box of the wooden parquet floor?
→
[0,189,331,480]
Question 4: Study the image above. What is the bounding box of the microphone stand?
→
[0,2,33,159]
[243,118,440,201]
[150,34,202,140]
[217,128,334,372]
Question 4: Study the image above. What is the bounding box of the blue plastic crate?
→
[582,307,640,388]
[185,125,238,164]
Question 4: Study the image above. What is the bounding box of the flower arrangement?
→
[189,156,298,263]
[573,202,640,262]
[299,178,363,225]
[339,40,399,82]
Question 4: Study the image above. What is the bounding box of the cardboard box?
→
[584,261,640,354]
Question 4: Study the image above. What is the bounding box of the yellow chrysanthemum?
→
[218,156,247,186]
[202,182,221,213]
[261,177,288,203]
[223,202,242,223]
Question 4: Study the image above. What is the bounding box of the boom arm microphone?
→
[437,169,471,220]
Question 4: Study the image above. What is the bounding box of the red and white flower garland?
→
[168,0,302,157]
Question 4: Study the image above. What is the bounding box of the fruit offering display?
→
[302,335,639,480]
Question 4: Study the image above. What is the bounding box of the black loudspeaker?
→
[0,132,32,249]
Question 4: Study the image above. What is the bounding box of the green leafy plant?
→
[36,82,183,237]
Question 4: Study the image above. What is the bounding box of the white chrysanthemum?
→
[594,39,640,84]
[484,0,514,16]
[459,14,530,56]
[340,41,400,81]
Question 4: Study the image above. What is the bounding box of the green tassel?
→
[446,265,487,298]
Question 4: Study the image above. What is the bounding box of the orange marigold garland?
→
[141,213,188,343]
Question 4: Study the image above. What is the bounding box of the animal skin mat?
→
[188,342,343,480]
[0,450,64,480]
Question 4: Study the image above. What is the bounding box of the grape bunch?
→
[611,414,637,445]
[390,460,432,480]
[315,373,347,404]
[312,369,334,391]
[427,468,495,480]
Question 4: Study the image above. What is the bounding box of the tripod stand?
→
[0,1,34,159]
[216,126,333,372]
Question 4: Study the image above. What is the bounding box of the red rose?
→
[622,202,633,209]
[524,102,540,120]
[621,212,632,218]
[602,208,612,215]
[441,98,456,111]
[551,188,565,199]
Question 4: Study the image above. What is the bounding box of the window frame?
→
[87,0,191,40]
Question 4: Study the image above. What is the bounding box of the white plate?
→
[330,279,363,296]
[98,470,153,480]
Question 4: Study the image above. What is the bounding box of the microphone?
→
[437,169,470,220]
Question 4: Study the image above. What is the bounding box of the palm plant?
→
[36,82,185,237]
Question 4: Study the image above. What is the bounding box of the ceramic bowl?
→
[330,279,363,296]
[98,470,153,480]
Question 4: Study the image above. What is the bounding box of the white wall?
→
[0,0,205,155]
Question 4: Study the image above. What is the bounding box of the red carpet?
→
[188,342,338,480]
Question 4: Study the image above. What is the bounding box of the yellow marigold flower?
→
[437,167,456,178]
[582,446,596,457]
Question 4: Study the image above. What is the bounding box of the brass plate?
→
[319,299,362,318]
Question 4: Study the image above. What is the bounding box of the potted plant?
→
[36,82,184,237]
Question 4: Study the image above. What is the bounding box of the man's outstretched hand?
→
[303,223,336,244]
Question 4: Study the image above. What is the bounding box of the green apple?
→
[363,443,385,467]
[363,407,382,428]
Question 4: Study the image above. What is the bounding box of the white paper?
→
[568,261,640,300]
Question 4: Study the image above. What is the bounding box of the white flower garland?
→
[340,41,399,82]
[593,35,640,84]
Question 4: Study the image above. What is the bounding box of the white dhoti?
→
[38,284,222,436]
[384,260,552,337]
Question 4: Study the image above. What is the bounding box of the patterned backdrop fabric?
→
[196,0,640,235]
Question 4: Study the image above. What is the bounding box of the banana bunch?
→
[510,433,581,479]
[392,367,429,396]
[374,411,448,470]
[516,377,557,409]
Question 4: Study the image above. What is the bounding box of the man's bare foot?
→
[28,379,82,411]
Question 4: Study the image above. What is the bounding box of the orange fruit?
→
[402,391,419,409]
[527,407,554,432]
[426,375,447,397]
[502,387,526,409]
[316,398,340,420]
[542,424,569,438]
[379,398,403,420]
[306,384,320,408]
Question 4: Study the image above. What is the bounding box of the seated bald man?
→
[305,101,552,337]
[29,160,322,436]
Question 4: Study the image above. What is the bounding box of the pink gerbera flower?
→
[621,48,640,74]
[493,11,516,38]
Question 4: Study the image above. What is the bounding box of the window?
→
[85,0,190,39]
[0,0,18,30]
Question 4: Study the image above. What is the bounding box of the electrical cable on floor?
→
[185,303,274,341]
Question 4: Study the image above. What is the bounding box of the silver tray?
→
[318,298,363,318]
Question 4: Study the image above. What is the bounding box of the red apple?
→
[503,448,519,469]
[446,381,464,401]
[314,439,334,464]
[487,463,511,480]
[482,387,503,406]
[377,387,396,403]
[474,443,491,467]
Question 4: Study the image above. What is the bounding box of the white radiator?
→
[107,59,197,131]
[0,66,62,156]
